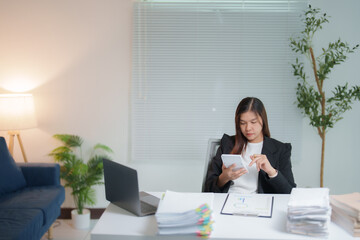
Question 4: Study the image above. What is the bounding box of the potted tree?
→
[50,134,113,229]
[290,5,360,187]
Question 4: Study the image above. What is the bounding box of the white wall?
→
[0,0,133,208]
[0,0,359,208]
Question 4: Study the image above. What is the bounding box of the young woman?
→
[204,97,296,194]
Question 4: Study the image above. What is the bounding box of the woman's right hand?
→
[217,164,248,187]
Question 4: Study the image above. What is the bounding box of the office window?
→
[131,0,306,163]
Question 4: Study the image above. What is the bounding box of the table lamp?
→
[0,94,37,162]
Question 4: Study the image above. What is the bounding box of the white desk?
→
[91,193,355,240]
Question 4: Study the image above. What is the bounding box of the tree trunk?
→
[320,131,325,187]
[310,47,327,187]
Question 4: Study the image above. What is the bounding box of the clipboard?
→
[220,193,274,218]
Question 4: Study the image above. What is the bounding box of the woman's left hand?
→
[249,154,277,177]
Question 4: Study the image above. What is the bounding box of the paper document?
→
[330,192,360,220]
[286,188,331,237]
[155,191,215,237]
[330,192,360,237]
[221,193,274,218]
[156,190,214,214]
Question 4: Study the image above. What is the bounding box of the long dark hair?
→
[231,97,270,154]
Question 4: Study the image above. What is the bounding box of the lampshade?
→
[0,94,37,131]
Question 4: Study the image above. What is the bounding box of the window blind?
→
[131,0,306,163]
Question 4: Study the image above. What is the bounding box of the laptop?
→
[103,159,160,216]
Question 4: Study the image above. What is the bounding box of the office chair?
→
[202,138,221,192]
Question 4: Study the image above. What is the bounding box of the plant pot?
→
[71,209,90,229]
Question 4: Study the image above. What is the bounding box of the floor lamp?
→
[0,94,37,162]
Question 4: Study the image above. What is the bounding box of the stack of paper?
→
[155,190,214,238]
[287,188,331,237]
[330,192,360,237]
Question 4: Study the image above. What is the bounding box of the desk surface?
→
[91,193,355,240]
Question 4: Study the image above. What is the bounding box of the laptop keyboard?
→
[140,201,157,213]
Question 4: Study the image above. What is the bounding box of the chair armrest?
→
[17,163,61,187]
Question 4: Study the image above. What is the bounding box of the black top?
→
[204,134,296,194]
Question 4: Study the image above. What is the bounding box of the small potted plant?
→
[50,134,113,229]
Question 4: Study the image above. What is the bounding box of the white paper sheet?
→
[221,193,274,217]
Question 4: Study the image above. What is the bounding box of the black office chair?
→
[202,138,220,192]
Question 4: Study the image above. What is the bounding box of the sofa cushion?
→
[0,137,27,197]
[18,163,61,187]
[0,186,65,226]
[0,208,43,240]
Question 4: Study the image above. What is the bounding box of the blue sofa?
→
[0,137,65,240]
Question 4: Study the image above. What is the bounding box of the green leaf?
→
[290,5,359,133]
[93,144,113,154]
[49,146,72,155]
[53,134,83,148]
[49,134,113,212]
